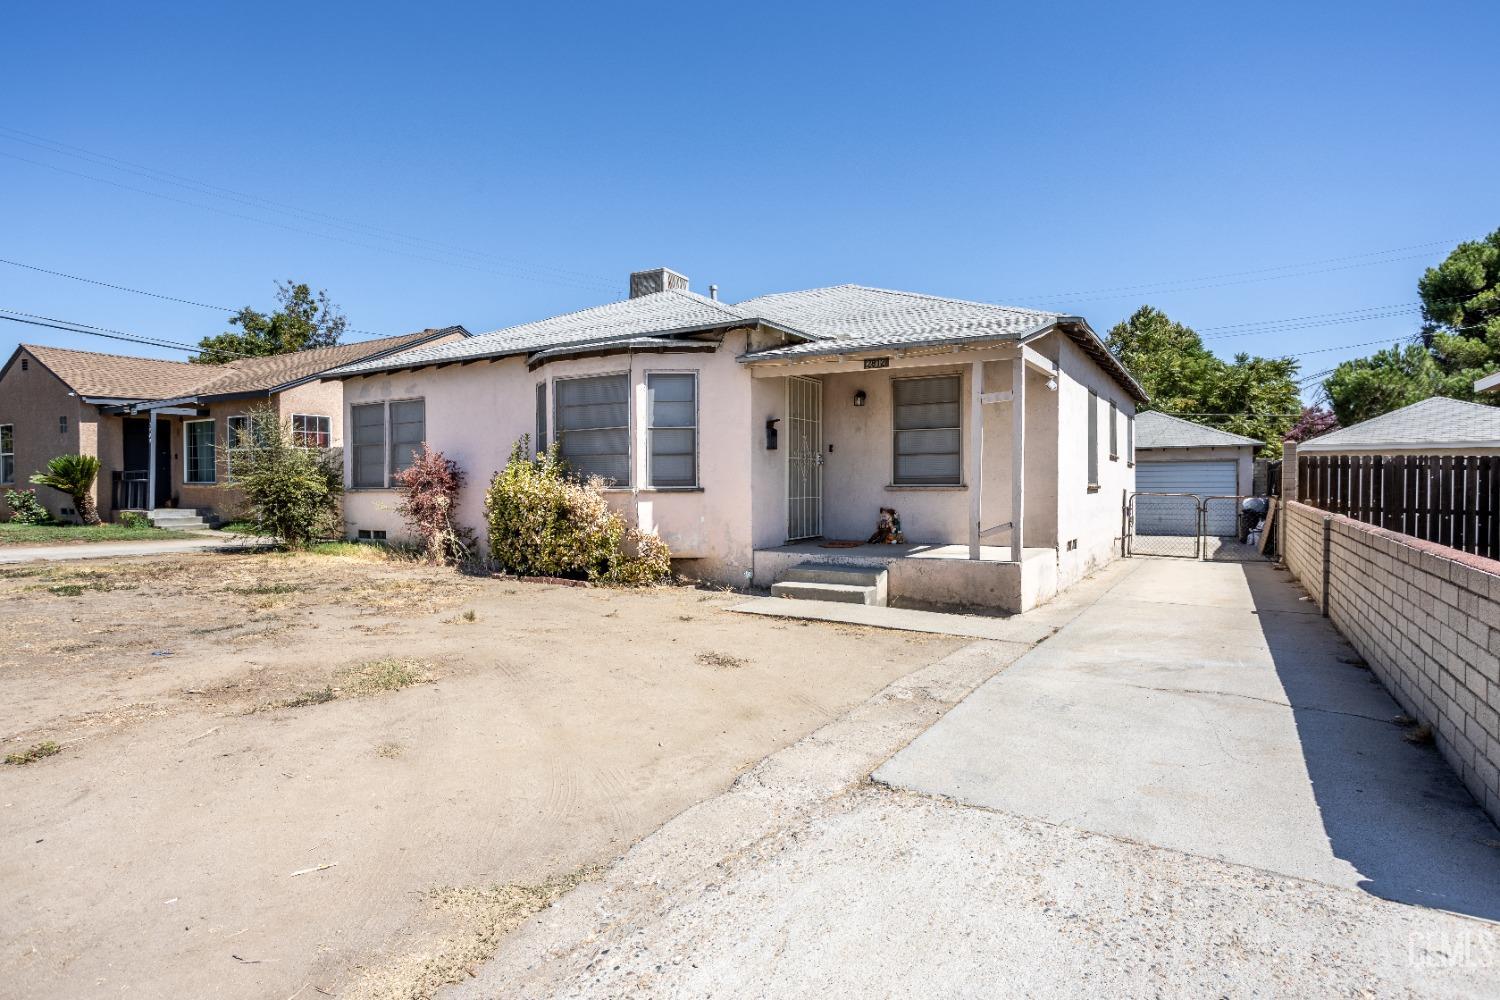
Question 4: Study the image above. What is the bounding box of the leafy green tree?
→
[194,281,347,364]
[1106,306,1301,457]
[30,454,102,525]
[1326,230,1500,421]
[227,407,343,545]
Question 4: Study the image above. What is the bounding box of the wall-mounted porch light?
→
[853,389,867,407]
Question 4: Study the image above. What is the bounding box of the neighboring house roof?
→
[5,328,468,406]
[1296,397,1500,453]
[187,328,467,397]
[1476,370,1500,394]
[328,281,1148,403]
[16,344,214,400]
[330,291,759,377]
[1134,410,1262,450]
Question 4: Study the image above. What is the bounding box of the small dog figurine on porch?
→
[868,507,905,545]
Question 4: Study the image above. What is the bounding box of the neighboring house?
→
[327,268,1146,612]
[0,328,467,523]
[1476,371,1500,394]
[1295,397,1500,457]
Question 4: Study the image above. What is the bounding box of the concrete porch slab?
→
[729,596,1058,644]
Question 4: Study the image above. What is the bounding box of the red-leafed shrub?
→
[393,445,473,564]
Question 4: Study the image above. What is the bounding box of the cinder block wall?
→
[1282,499,1500,823]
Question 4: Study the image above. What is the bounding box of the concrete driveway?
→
[876,558,1500,920]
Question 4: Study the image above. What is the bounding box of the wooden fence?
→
[1297,454,1500,559]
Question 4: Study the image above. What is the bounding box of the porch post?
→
[1011,353,1026,562]
[146,410,157,512]
[968,360,983,559]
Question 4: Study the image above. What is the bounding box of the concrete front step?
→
[770,580,880,605]
[773,562,889,606]
[146,509,215,530]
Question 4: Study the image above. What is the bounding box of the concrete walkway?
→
[444,559,1500,999]
[0,533,274,563]
[876,558,1500,920]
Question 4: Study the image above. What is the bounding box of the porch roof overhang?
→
[736,317,1149,405]
[99,396,211,416]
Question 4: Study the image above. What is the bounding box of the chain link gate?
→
[1125,493,1267,562]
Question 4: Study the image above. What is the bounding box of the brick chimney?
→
[629,267,689,298]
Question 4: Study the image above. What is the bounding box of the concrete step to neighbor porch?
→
[770,563,889,606]
[145,509,216,531]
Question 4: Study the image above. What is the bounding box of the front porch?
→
[752,542,1059,614]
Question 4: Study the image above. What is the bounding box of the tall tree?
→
[1106,306,1301,457]
[194,281,347,364]
[1325,229,1500,421]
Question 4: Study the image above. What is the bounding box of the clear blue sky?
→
[3,2,1496,405]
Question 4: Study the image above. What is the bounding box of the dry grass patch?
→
[696,650,747,669]
[339,658,433,697]
[343,866,601,1000]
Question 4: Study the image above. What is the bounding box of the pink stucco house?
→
[328,269,1146,612]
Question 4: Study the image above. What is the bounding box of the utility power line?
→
[0,125,618,292]
[0,308,256,359]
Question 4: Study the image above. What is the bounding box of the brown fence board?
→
[1298,453,1499,558]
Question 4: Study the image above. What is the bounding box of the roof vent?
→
[629,267,689,298]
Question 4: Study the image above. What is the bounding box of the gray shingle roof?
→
[325,281,1149,403]
[1297,397,1500,452]
[330,290,756,377]
[1135,410,1262,450]
[734,285,1061,359]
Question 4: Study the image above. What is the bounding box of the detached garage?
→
[1133,412,1262,535]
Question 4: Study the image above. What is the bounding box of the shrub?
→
[118,510,153,530]
[29,454,102,525]
[4,488,54,525]
[393,444,474,564]
[228,406,343,547]
[483,438,671,584]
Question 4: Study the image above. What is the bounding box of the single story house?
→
[328,268,1147,612]
[1295,397,1500,457]
[0,328,466,523]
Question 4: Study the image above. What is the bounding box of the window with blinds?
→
[534,382,547,457]
[556,374,630,485]
[350,403,386,487]
[892,375,961,485]
[388,400,425,481]
[648,373,697,488]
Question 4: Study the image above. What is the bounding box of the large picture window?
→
[892,375,961,485]
[350,403,386,488]
[648,373,697,488]
[388,400,425,480]
[292,413,331,449]
[1,424,13,484]
[185,419,216,484]
[556,374,630,485]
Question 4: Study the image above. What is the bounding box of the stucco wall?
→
[341,331,761,584]
[1136,444,1256,496]
[1052,337,1136,589]
[277,379,345,444]
[0,349,90,521]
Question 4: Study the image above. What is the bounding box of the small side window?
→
[59,415,68,434]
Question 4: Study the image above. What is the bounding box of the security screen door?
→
[786,376,823,540]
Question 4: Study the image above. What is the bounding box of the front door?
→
[153,419,171,507]
[786,376,823,540]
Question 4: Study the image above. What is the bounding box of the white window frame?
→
[291,413,332,449]
[891,373,963,487]
[225,414,250,480]
[646,370,699,489]
[1109,401,1119,461]
[534,381,548,457]
[184,418,217,485]
[1,423,13,484]
[553,372,632,488]
[1127,413,1135,467]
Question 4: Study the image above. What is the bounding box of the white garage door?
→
[1135,460,1239,535]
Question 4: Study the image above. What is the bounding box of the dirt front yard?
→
[0,548,963,999]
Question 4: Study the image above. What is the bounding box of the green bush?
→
[117,511,153,530]
[228,406,343,547]
[4,488,54,525]
[483,438,671,584]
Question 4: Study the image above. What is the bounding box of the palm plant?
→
[30,454,102,525]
